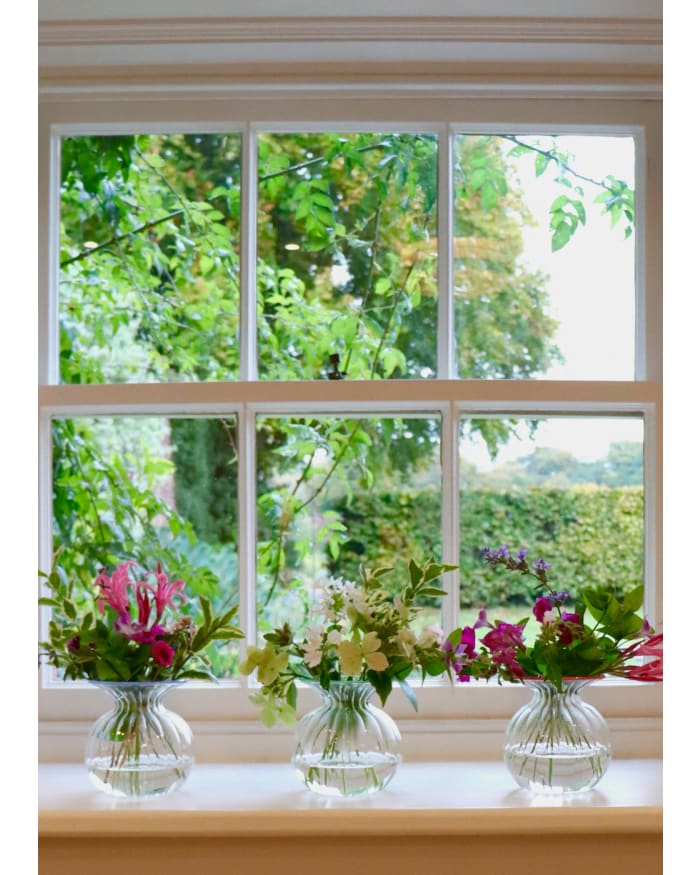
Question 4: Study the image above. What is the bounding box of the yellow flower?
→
[240,644,288,685]
[337,631,389,676]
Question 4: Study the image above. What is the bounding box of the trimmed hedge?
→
[328,485,643,607]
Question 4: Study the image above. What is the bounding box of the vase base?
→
[87,755,193,798]
[505,744,611,794]
[293,752,401,798]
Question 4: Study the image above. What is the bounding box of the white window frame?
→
[38,84,662,762]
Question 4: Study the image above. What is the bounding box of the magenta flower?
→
[460,626,477,657]
[533,596,553,622]
[152,640,175,667]
[482,621,524,653]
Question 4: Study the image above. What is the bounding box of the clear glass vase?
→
[85,681,194,798]
[292,680,401,798]
[504,678,612,794]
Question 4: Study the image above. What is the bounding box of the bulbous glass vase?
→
[292,680,401,798]
[504,678,612,794]
[85,681,194,798]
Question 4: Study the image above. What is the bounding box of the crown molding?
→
[39,16,662,48]
[38,15,662,101]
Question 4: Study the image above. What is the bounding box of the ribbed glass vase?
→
[504,678,612,794]
[85,681,194,798]
[292,680,401,798]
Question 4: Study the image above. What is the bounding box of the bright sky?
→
[464,135,640,471]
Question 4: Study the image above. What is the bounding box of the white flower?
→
[300,624,325,667]
[542,609,558,626]
[417,624,444,647]
[326,629,343,646]
[397,627,417,659]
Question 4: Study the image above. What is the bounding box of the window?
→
[38,71,662,761]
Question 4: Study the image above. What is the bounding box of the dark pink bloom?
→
[152,640,175,667]
[66,636,81,653]
[533,596,553,622]
[482,622,524,653]
[481,622,526,678]
[460,626,477,658]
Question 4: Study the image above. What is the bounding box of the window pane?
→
[459,416,644,624]
[453,135,635,380]
[52,416,239,677]
[257,132,438,380]
[59,133,241,384]
[256,414,442,633]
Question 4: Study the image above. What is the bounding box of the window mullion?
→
[437,124,455,379]
[440,402,461,634]
[239,122,258,381]
[237,403,258,684]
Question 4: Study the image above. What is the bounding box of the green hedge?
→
[328,485,643,607]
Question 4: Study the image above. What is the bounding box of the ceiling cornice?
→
[39,16,662,48]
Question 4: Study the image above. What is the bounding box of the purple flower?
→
[66,636,81,653]
[561,611,580,625]
[473,607,491,629]
[533,558,552,574]
[550,591,570,605]
[516,548,528,561]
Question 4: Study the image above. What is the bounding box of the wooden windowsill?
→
[39,759,661,837]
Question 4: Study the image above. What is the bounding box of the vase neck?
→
[523,678,594,696]
[91,680,179,708]
[319,680,375,707]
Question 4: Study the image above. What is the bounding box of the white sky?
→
[465,135,639,470]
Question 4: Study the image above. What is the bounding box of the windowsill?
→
[39,759,662,837]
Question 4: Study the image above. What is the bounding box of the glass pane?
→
[257,132,438,380]
[52,416,239,677]
[453,134,635,379]
[459,416,644,626]
[59,133,241,384]
[256,414,442,634]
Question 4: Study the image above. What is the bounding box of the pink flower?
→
[149,564,186,620]
[152,640,175,667]
[95,561,137,616]
[623,633,663,682]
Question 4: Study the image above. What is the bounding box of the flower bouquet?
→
[241,557,455,796]
[443,546,662,793]
[39,559,243,797]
